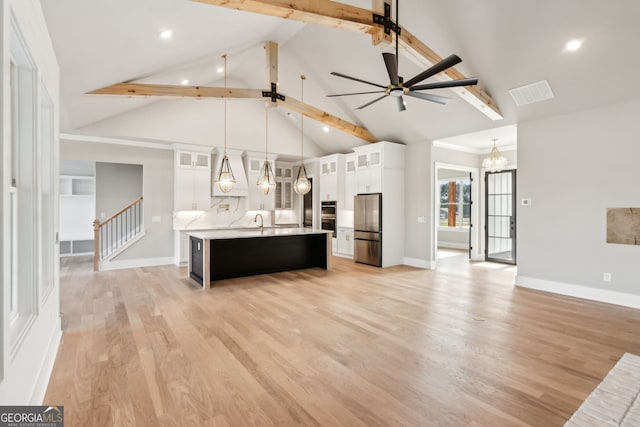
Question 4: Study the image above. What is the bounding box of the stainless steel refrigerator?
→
[354,193,382,266]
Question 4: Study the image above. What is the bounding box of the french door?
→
[485,170,516,264]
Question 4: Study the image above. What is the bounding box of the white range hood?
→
[212,148,249,197]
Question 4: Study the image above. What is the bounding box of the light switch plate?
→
[417,216,426,223]
[152,216,161,223]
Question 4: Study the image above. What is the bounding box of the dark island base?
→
[210,234,327,281]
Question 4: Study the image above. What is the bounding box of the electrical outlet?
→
[521,198,532,206]
[603,272,612,282]
[152,216,161,223]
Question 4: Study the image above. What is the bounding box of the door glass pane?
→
[486,170,516,264]
[195,154,209,168]
[179,152,191,166]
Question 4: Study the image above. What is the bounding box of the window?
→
[439,178,471,228]
[9,19,39,346]
[39,83,55,299]
[9,58,19,323]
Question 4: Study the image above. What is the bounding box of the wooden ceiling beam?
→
[87,81,376,143]
[87,82,263,99]
[191,0,503,120]
[280,97,376,143]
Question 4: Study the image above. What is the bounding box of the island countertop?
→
[187,228,333,287]
[185,228,332,241]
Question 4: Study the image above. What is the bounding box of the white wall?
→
[404,141,432,267]
[0,0,61,404]
[95,162,143,220]
[61,139,174,262]
[517,99,640,308]
[79,91,326,159]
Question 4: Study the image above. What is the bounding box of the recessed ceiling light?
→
[181,79,189,85]
[322,126,329,133]
[160,29,173,40]
[216,67,224,74]
[566,39,582,51]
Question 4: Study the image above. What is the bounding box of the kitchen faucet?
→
[254,213,264,234]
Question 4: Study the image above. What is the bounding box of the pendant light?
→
[294,75,312,195]
[482,138,508,172]
[215,54,236,193]
[257,102,276,195]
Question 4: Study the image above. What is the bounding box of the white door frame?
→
[431,162,483,267]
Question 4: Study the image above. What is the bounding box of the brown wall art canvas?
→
[607,208,640,245]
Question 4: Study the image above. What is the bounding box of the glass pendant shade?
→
[294,163,311,195]
[482,140,508,172]
[215,53,236,193]
[216,154,236,193]
[294,74,312,196]
[257,160,276,195]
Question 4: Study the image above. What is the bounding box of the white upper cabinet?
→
[344,154,357,210]
[177,151,210,170]
[318,154,344,202]
[174,148,212,211]
[275,163,294,210]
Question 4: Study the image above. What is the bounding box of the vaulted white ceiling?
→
[41,0,640,154]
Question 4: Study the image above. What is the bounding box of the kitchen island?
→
[186,228,332,287]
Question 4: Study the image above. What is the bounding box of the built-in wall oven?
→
[321,201,336,237]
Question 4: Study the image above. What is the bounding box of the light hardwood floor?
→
[47,255,640,426]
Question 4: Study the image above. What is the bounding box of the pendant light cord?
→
[300,75,306,163]
[222,54,227,155]
[265,102,269,161]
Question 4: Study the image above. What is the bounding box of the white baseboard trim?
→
[403,257,434,269]
[102,256,175,271]
[31,317,61,404]
[334,253,353,260]
[516,275,640,310]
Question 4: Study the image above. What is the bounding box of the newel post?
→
[93,219,101,271]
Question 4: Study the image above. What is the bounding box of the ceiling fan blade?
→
[327,90,385,97]
[382,52,399,86]
[403,54,462,88]
[330,72,386,89]
[355,95,388,110]
[406,91,451,105]
[410,77,478,91]
[395,95,406,112]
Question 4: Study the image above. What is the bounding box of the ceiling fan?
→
[327,1,478,112]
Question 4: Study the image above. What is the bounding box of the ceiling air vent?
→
[509,80,554,106]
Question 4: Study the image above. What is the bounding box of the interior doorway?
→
[433,163,481,265]
[485,169,516,264]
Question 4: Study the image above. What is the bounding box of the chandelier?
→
[482,138,508,172]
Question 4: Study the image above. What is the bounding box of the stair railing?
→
[93,197,143,271]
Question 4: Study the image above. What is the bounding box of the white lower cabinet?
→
[336,227,354,258]
[175,231,190,266]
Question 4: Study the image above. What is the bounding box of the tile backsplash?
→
[173,197,298,230]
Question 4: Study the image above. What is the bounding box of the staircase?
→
[93,197,144,271]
